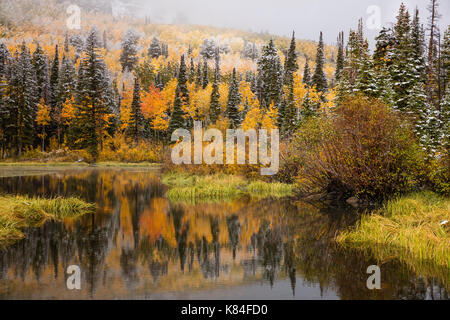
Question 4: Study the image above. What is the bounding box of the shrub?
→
[287,95,424,201]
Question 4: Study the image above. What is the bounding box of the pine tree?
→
[73,28,112,158]
[209,57,221,124]
[50,44,59,108]
[127,77,144,145]
[195,62,202,86]
[226,68,241,128]
[355,40,378,97]
[442,26,450,94]
[284,31,298,85]
[390,3,416,112]
[64,32,70,53]
[32,43,49,102]
[168,55,189,135]
[168,86,186,138]
[303,58,311,86]
[0,43,10,76]
[281,81,296,136]
[312,32,328,93]
[301,89,317,120]
[257,39,283,109]
[120,29,139,72]
[148,36,162,59]
[202,59,209,89]
[10,43,38,156]
[189,57,195,83]
[335,31,345,83]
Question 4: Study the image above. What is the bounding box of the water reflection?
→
[0,168,447,300]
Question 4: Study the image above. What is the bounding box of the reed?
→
[337,191,450,287]
[0,195,95,244]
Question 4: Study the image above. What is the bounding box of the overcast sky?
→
[136,0,450,44]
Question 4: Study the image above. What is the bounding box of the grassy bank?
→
[162,172,295,203]
[0,195,95,244]
[337,191,450,287]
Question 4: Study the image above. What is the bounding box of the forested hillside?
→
[0,0,448,190]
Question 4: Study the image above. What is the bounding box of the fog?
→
[125,0,450,44]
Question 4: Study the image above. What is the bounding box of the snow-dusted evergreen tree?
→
[226,68,241,128]
[334,31,345,83]
[303,58,311,86]
[127,77,144,145]
[242,41,259,61]
[9,43,38,156]
[389,4,417,112]
[202,59,209,89]
[32,43,49,102]
[442,26,450,94]
[168,55,189,134]
[200,38,216,60]
[148,36,162,59]
[120,29,140,72]
[257,39,283,109]
[301,89,317,120]
[0,44,10,76]
[311,32,328,93]
[355,40,378,97]
[284,31,298,86]
[72,28,112,158]
[58,54,76,104]
[49,44,59,108]
[209,57,221,124]
[189,57,195,83]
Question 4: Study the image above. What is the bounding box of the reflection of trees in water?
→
[0,170,448,299]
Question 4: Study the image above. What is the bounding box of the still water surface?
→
[0,167,447,299]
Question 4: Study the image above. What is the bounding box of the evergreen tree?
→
[127,77,144,145]
[303,58,311,86]
[32,43,49,102]
[168,86,186,138]
[355,40,378,97]
[209,57,221,124]
[226,68,241,128]
[49,44,59,108]
[64,32,70,53]
[284,31,298,85]
[281,81,296,136]
[0,43,10,76]
[202,59,209,89]
[10,43,38,156]
[312,32,328,93]
[189,57,195,83]
[301,89,317,120]
[148,36,162,59]
[195,62,202,86]
[120,29,139,71]
[103,30,107,50]
[168,55,189,135]
[73,28,112,158]
[442,26,450,94]
[335,31,345,83]
[257,39,283,109]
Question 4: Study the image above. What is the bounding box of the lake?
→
[0,167,448,300]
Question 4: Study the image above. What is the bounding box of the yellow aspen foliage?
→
[261,103,278,130]
[61,97,77,125]
[242,106,262,131]
[36,99,51,126]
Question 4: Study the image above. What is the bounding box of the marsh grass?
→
[0,195,95,244]
[337,191,450,288]
[162,172,294,203]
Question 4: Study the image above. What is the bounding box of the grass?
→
[0,195,95,244]
[337,191,450,287]
[162,172,294,203]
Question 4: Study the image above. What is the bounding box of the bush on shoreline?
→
[284,96,425,202]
